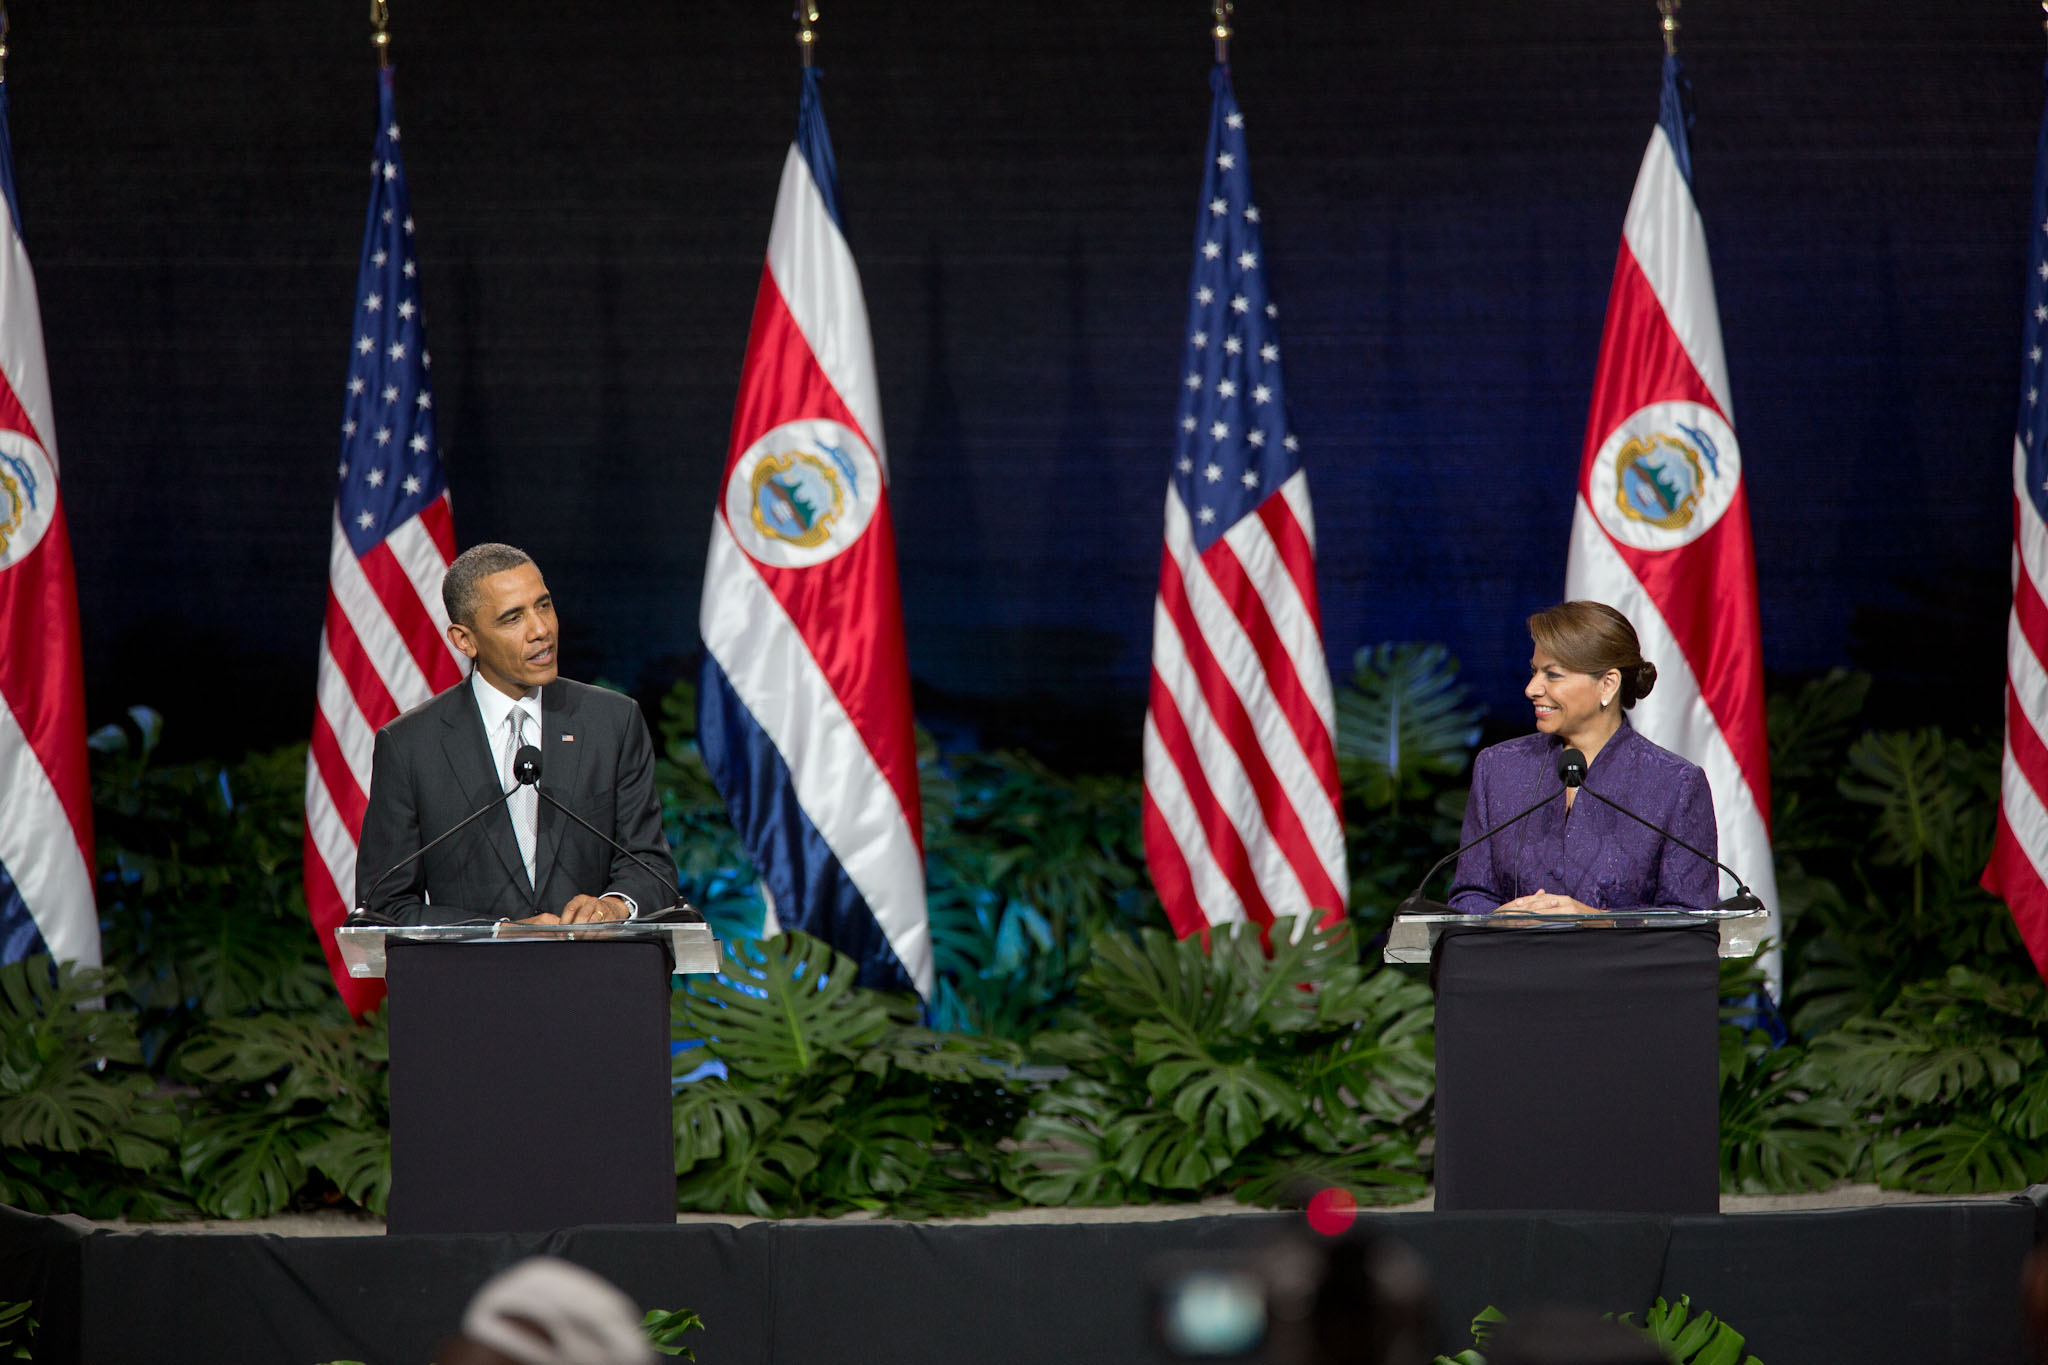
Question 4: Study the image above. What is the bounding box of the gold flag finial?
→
[796,2,820,68]
[1212,1,1234,65]
[1657,0,1680,57]
[370,0,391,67]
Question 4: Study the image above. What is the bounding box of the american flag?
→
[1982,62,2048,986]
[1141,64,1347,939]
[303,66,463,1015]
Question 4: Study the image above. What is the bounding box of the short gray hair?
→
[443,542,534,627]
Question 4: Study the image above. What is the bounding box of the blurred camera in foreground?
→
[1149,1230,1436,1365]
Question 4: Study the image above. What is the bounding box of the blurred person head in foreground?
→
[435,1256,655,1365]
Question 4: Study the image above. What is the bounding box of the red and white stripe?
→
[303,498,461,1015]
[1143,470,1347,939]
[699,134,931,995]
[1565,115,1780,986]
[1985,437,2048,982]
[0,174,98,969]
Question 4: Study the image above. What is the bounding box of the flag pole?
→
[1212,1,1232,65]
[1657,0,1679,56]
[0,4,11,83]
[371,0,390,67]
[795,2,818,68]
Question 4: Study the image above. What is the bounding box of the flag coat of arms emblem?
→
[1564,54,1779,979]
[0,84,98,969]
[698,68,930,997]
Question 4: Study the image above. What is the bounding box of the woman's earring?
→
[1601,696,1611,708]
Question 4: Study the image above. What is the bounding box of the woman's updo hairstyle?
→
[1527,600,1658,709]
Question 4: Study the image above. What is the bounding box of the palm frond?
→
[1335,643,1483,810]
[1873,1117,2047,1195]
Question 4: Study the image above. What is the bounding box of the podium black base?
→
[1432,924,1720,1214]
[386,940,675,1235]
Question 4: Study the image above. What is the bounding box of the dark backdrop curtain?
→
[17,0,2030,759]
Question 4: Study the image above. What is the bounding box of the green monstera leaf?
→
[175,1011,388,1126]
[1811,971,2046,1110]
[1631,1296,1764,1365]
[178,1110,317,1220]
[1873,1117,2048,1195]
[814,1096,936,1203]
[674,1083,840,1218]
[1105,1106,1235,1191]
[300,1125,391,1216]
[641,1307,705,1358]
[1077,926,1238,1036]
[1137,1028,1304,1153]
[1002,1082,1141,1208]
[1227,1136,1427,1208]
[1335,643,1483,811]
[0,956,177,1168]
[675,933,902,1083]
[1837,729,1999,904]
[1293,963,1436,1126]
[168,1010,390,1217]
[672,1078,776,1172]
[1717,1030,1856,1195]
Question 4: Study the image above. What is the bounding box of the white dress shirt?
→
[467,670,635,918]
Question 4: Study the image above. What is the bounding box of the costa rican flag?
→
[1141,65,1347,940]
[303,67,463,1015]
[698,68,930,998]
[1981,60,2048,986]
[1564,53,1779,983]
[0,83,99,970]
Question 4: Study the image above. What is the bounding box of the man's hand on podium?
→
[516,894,631,926]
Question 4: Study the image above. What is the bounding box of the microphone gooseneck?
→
[532,783,702,921]
[1397,771,1570,916]
[352,754,541,923]
[1568,773,1761,915]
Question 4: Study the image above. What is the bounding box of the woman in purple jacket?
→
[1448,601,1719,916]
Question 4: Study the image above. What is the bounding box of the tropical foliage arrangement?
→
[1433,1296,1763,1365]
[0,650,2042,1224]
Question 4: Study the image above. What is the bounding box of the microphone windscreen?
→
[513,744,543,785]
[1557,747,1588,787]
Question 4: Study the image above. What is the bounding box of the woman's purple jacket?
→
[1447,722,1720,915]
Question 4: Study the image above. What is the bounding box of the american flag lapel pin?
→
[561,733,575,742]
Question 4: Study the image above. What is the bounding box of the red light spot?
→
[1304,1186,1357,1236]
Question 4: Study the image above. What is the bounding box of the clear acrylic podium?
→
[1387,908,1764,1215]
[337,920,722,1235]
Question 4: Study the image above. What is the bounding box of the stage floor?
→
[75,1180,2028,1237]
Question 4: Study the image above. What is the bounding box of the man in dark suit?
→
[355,543,677,925]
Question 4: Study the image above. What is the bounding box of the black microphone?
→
[526,751,703,923]
[1397,781,1568,917]
[347,744,544,925]
[1559,746,1763,914]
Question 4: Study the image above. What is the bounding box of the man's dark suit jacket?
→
[355,677,678,924]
